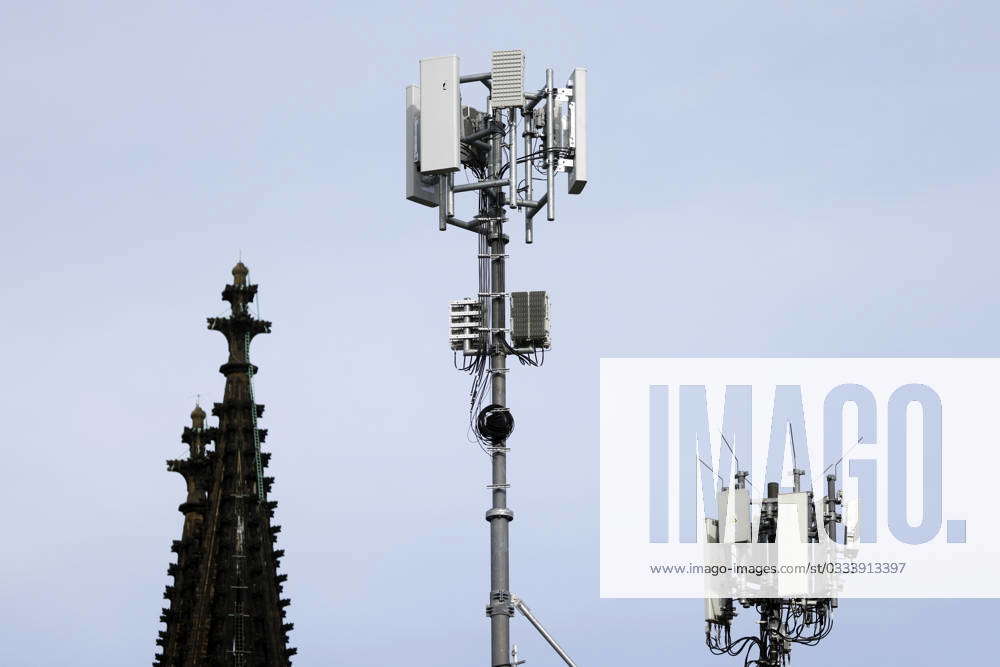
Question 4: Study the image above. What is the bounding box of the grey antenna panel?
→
[511,290,551,349]
[405,85,440,207]
[490,50,525,109]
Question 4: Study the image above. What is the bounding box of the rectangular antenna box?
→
[704,518,727,623]
[717,487,751,543]
[405,85,439,207]
[777,492,811,596]
[511,291,551,350]
[490,50,525,109]
[449,299,483,352]
[419,55,461,174]
[567,68,587,194]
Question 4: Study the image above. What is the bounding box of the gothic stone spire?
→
[155,264,295,666]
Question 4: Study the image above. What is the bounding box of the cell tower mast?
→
[405,49,586,667]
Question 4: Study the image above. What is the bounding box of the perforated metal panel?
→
[511,290,550,349]
[490,50,525,109]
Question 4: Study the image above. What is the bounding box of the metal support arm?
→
[461,72,492,83]
[525,193,549,220]
[460,72,492,90]
[444,216,486,233]
[454,178,509,194]
[513,597,578,667]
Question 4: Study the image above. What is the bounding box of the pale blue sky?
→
[2,2,998,665]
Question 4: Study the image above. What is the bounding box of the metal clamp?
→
[486,508,514,521]
[486,590,515,618]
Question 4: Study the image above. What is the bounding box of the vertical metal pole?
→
[509,109,517,209]
[484,103,512,666]
[439,177,448,231]
[447,173,455,217]
[524,109,534,244]
[545,68,555,221]
[826,474,837,541]
[524,111,534,204]
[491,110,501,187]
[486,218,512,667]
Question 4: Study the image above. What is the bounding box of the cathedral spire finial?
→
[190,402,206,430]
[232,261,249,287]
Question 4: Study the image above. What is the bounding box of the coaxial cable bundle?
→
[476,404,514,444]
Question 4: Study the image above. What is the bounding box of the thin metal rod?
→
[524,109,534,243]
[447,173,455,217]
[491,109,501,190]
[545,68,555,221]
[438,178,448,231]
[524,112,534,204]
[509,109,517,209]
[514,598,578,667]
[826,474,837,541]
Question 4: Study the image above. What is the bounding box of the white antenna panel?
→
[419,55,461,174]
[567,68,587,194]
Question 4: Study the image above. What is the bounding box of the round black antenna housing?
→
[476,404,514,443]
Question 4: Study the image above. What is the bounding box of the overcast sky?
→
[2,2,999,665]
